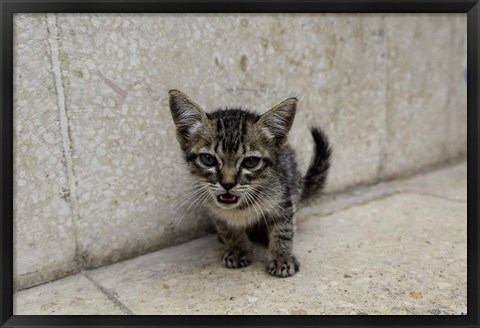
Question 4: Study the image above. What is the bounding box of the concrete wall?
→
[13,13,467,290]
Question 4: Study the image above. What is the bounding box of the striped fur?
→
[168,90,331,277]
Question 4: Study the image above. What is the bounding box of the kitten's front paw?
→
[222,249,252,269]
[267,256,299,277]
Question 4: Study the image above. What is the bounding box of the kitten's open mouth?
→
[217,193,238,204]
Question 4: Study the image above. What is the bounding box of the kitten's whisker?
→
[171,186,207,206]
[244,190,259,220]
[256,184,287,197]
[177,188,211,224]
[171,179,205,186]
[198,194,211,213]
[170,186,204,199]
[174,181,214,190]
[158,183,206,207]
[167,181,202,195]
[177,191,210,227]
[269,170,290,181]
[175,179,203,183]
[175,182,210,195]
[251,191,277,227]
[171,185,210,214]
[172,180,210,193]
[249,189,284,227]
[253,187,286,208]
[245,190,270,236]
[245,192,259,220]
[191,190,212,217]
[251,188,290,218]
[255,184,281,192]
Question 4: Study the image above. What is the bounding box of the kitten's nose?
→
[221,183,235,191]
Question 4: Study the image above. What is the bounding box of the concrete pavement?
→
[14,161,467,315]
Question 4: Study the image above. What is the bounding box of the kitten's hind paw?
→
[267,256,299,277]
[222,249,252,269]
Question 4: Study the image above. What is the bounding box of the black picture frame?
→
[1,1,478,327]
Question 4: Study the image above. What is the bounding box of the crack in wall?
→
[46,14,83,270]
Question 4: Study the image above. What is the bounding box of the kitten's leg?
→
[215,219,253,269]
[267,219,299,277]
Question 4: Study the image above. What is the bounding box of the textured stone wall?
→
[13,13,467,290]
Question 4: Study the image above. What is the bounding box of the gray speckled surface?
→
[445,15,468,159]
[13,14,79,290]
[13,13,467,289]
[14,274,126,315]
[381,15,461,178]
[14,162,467,315]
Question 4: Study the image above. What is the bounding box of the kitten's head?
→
[168,90,296,212]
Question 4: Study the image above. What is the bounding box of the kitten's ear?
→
[168,90,208,136]
[257,97,297,145]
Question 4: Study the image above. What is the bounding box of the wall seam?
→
[46,14,83,269]
[376,14,388,179]
[441,16,454,161]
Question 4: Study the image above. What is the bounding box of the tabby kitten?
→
[168,90,331,278]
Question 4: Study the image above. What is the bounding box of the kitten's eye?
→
[199,153,217,167]
[242,156,261,169]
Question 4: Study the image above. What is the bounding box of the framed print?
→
[1,0,479,327]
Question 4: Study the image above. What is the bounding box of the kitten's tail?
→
[301,126,332,201]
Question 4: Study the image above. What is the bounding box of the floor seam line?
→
[82,272,135,315]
